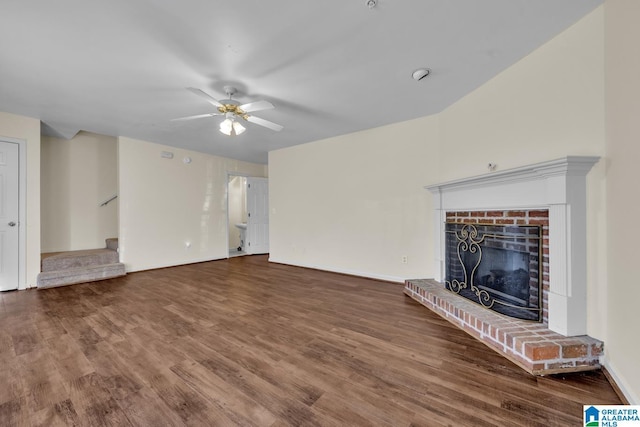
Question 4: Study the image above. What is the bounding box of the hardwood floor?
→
[0,255,621,426]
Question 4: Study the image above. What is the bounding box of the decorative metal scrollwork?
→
[445,224,495,308]
[444,222,543,321]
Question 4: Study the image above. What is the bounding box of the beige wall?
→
[269,116,440,281]
[604,0,640,405]
[438,6,605,180]
[0,111,40,289]
[41,132,118,252]
[118,137,266,272]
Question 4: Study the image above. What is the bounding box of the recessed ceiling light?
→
[412,68,431,81]
[366,0,377,9]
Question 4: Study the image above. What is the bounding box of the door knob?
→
[8,222,16,227]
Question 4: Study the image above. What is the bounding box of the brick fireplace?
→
[405,156,604,375]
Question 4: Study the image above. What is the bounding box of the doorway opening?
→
[227,174,270,258]
[227,174,248,257]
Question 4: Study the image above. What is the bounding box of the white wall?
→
[438,6,605,180]
[269,116,441,281]
[604,0,640,405]
[0,111,40,289]
[118,137,266,272]
[41,131,118,252]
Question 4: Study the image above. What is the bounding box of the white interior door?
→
[246,177,269,255]
[0,141,19,291]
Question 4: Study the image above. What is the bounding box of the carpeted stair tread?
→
[37,263,126,289]
[41,248,119,272]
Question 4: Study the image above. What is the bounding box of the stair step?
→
[105,238,119,251]
[37,263,126,289]
[41,249,119,272]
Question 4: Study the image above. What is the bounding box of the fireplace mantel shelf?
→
[425,156,600,194]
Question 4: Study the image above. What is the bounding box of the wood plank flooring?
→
[0,255,621,426]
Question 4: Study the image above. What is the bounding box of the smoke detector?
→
[412,68,431,81]
[366,0,377,9]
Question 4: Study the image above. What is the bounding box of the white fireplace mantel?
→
[425,156,600,337]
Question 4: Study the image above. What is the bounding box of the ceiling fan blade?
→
[186,87,224,108]
[171,113,220,121]
[246,115,284,132]
[239,100,274,113]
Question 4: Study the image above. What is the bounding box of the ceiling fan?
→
[173,86,284,136]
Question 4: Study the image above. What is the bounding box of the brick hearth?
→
[404,279,603,375]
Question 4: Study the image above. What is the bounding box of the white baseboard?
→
[602,356,639,404]
[268,257,406,283]
[124,255,226,273]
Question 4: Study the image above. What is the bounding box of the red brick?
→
[495,219,515,225]
[591,342,604,356]
[529,210,549,218]
[524,342,560,361]
[529,219,548,226]
[559,343,588,358]
[511,333,536,353]
[506,211,527,217]
[486,211,505,217]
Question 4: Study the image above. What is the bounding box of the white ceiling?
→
[0,0,602,164]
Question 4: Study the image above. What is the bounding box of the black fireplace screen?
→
[445,222,542,321]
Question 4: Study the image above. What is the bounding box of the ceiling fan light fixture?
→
[232,121,246,135]
[219,118,246,136]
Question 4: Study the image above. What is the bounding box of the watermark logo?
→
[585,406,599,426]
[584,406,640,426]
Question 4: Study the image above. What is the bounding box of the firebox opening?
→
[445,222,542,322]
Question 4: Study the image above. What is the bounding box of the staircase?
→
[37,238,126,289]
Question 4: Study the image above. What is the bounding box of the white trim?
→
[602,356,639,404]
[123,255,228,273]
[268,257,405,283]
[425,156,600,336]
[0,136,27,290]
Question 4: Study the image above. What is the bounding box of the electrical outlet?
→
[401,255,408,264]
